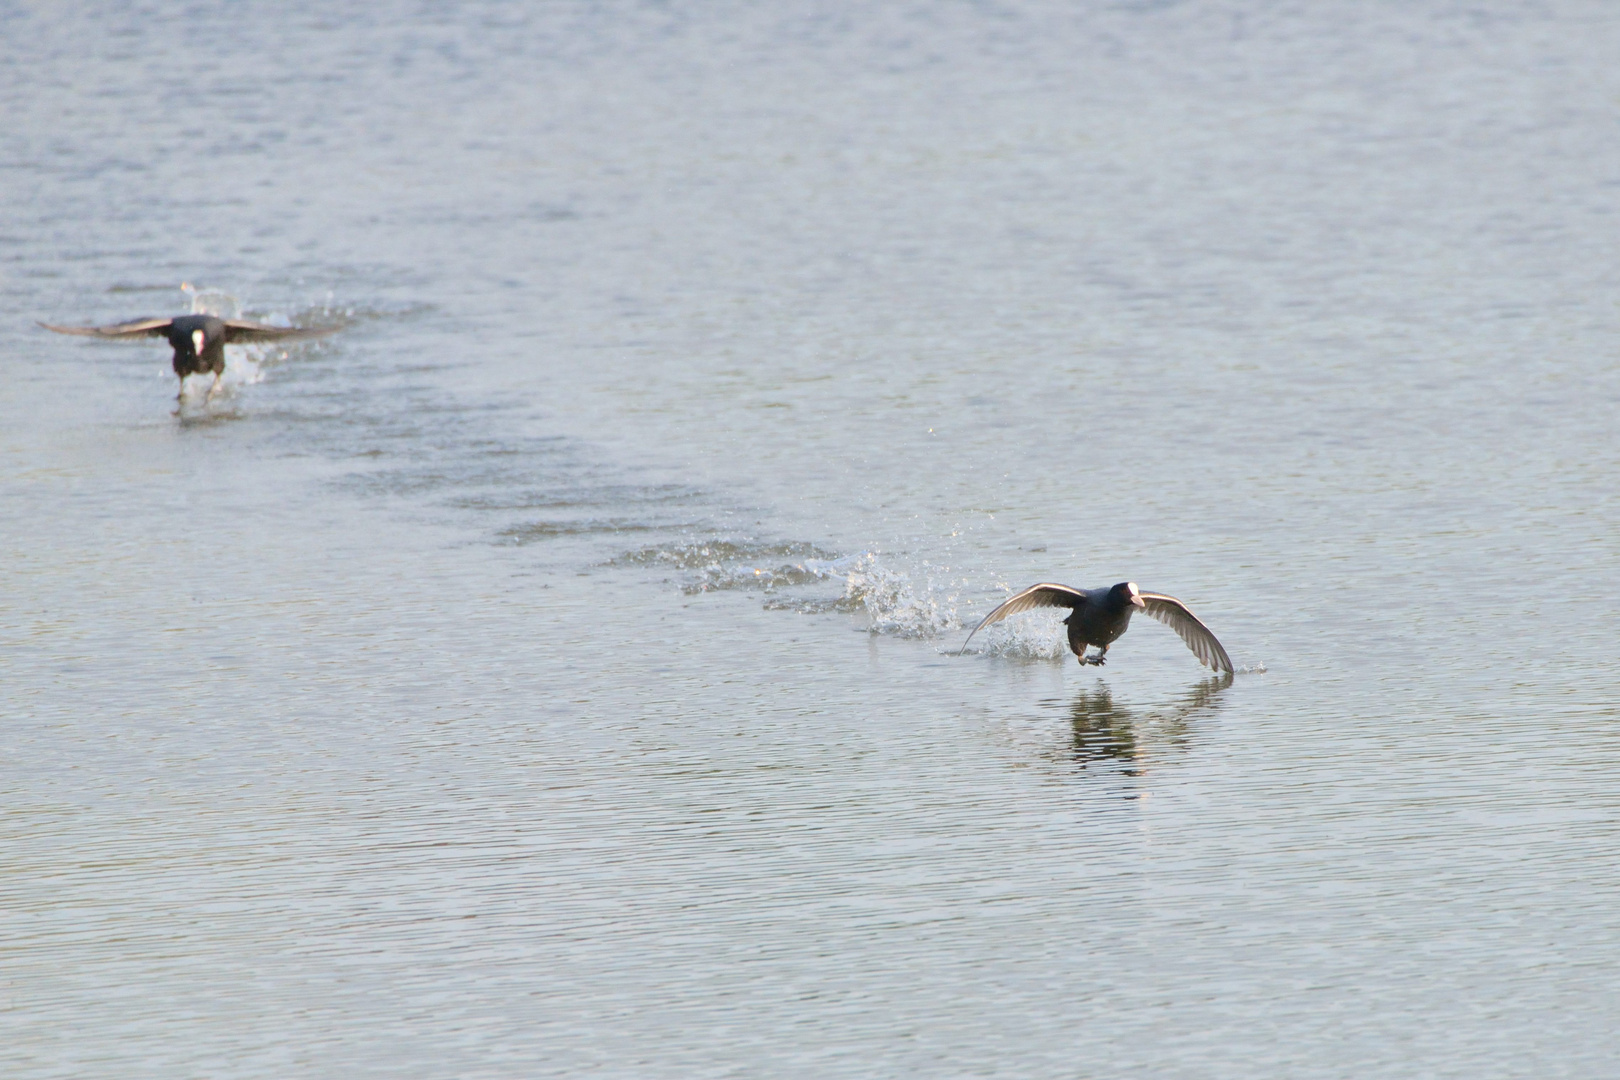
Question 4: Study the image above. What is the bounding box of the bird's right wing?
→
[39,318,174,339]
[221,320,340,344]
[958,583,1086,654]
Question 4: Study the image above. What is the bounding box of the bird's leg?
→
[204,371,224,402]
[1077,645,1109,666]
[173,377,186,414]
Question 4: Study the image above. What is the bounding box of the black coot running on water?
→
[959,580,1233,673]
[40,314,338,408]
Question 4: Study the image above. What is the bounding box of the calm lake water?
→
[4,2,1619,1076]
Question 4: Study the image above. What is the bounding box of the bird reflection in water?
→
[1061,674,1232,777]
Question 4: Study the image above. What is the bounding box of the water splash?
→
[612,540,964,637]
[835,552,960,638]
[956,607,1070,660]
[182,282,240,318]
[612,539,844,593]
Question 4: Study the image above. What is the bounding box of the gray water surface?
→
[4,3,1619,1077]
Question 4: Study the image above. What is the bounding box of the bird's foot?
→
[1078,652,1106,666]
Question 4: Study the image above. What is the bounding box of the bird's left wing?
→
[1138,592,1233,673]
[39,318,174,339]
[958,583,1086,655]
[221,320,340,344]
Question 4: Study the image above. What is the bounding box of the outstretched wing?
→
[39,318,174,339]
[959,583,1086,655]
[1138,592,1233,673]
[221,320,340,344]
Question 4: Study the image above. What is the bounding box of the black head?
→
[1110,581,1146,609]
[165,315,224,374]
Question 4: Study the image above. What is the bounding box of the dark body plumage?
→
[960,580,1233,673]
[41,314,336,406]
